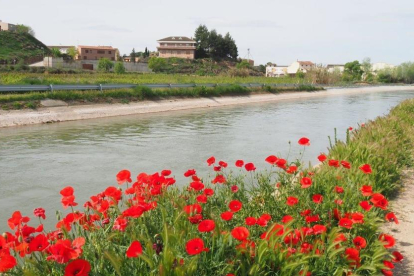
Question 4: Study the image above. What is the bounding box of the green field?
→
[0,32,50,62]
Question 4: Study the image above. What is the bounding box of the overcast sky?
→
[1,0,413,65]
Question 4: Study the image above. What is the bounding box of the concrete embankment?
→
[1,86,413,128]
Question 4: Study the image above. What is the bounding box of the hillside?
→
[0,32,50,63]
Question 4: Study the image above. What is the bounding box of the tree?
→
[114,62,126,74]
[50,48,62,58]
[194,25,210,59]
[98,58,114,72]
[143,47,150,58]
[148,57,167,72]
[343,60,363,81]
[223,33,238,60]
[236,60,251,69]
[15,24,35,36]
[130,48,136,63]
[67,47,77,60]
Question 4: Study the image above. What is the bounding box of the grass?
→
[0,32,49,62]
[2,99,414,275]
[0,85,323,110]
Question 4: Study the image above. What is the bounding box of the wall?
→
[42,58,151,72]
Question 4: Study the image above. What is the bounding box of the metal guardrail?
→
[0,83,411,93]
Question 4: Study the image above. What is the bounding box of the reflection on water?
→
[0,90,413,231]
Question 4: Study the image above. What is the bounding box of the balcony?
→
[157,45,196,50]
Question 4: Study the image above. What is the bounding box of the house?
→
[76,45,118,61]
[156,36,196,59]
[242,59,255,66]
[326,64,345,73]
[287,61,315,76]
[266,65,288,77]
[372,63,395,73]
[0,20,17,32]
[48,45,76,55]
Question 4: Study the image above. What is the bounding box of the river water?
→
[0,90,413,232]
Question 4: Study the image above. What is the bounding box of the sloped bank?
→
[0,85,413,128]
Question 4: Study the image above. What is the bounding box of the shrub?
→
[114,62,126,74]
[148,57,167,72]
[98,58,114,72]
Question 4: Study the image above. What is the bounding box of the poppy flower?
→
[188,214,203,224]
[275,159,287,169]
[207,156,215,166]
[381,269,392,276]
[203,188,214,197]
[305,215,320,223]
[212,175,226,184]
[313,224,327,234]
[221,211,233,221]
[353,236,367,249]
[231,227,250,241]
[198,220,215,232]
[286,197,299,206]
[265,155,278,165]
[300,209,312,216]
[29,234,49,252]
[379,234,395,248]
[7,211,30,231]
[245,217,257,226]
[219,161,228,168]
[335,186,344,193]
[231,185,239,193]
[359,201,373,211]
[190,181,205,191]
[196,194,208,204]
[383,260,395,269]
[161,169,171,176]
[213,166,221,172]
[245,163,256,171]
[116,170,132,185]
[370,193,388,210]
[349,127,353,131]
[113,217,128,231]
[0,254,17,273]
[184,204,202,215]
[298,137,310,146]
[392,251,404,262]
[351,212,364,224]
[60,186,74,197]
[318,154,327,162]
[328,160,340,167]
[338,218,353,229]
[229,200,242,212]
[256,217,269,227]
[64,259,91,276]
[281,215,293,224]
[235,160,244,167]
[300,177,312,188]
[335,233,347,243]
[126,241,143,258]
[360,185,373,196]
[286,165,298,174]
[33,208,46,220]
[186,238,209,255]
[341,161,351,169]
[312,194,323,204]
[184,169,196,177]
[345,247,360,262]
[359,164,372,174]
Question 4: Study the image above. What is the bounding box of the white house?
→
[326,64,345,73]
[287,61,315,75]
[372,63,395,73]
[266,65,288,77]
[0,20,17,32]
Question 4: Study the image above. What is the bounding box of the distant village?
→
[1,20,396,77]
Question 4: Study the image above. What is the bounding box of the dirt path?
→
[383,168,414,275]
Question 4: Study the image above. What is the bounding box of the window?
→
[85,50,89,53]
[97,50,105,54]
[83,56,87,60]
[108,51,112,54]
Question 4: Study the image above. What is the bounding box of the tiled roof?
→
[78,45,117,50]
[157,36,195,42]
[298,61,314,66]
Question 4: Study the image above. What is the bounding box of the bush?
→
[148,57,168,72]
[98,58,114,72]
[114,62,126,74]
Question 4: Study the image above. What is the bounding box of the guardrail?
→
[0,83,410,93]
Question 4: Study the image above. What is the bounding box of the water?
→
[0,90,413,232]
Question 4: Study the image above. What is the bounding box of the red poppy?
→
[229,200,242,212]
[265,155,278,165]
[334,186,344,193]
[122,206,145,218]
[286,165,298,174]
[392,251,404,262]
[184,204,202,215]
[318,154,327,162]
[29,234,49,252]
[300,209,312,216]
[381,269,392,276]
[196,194,208,204]
[313,224,327,235]
[213,166,221,172]
[370,193,388,210]
[338,218,353,229]
[298,137,310,146]
[219,161,228,168]
[245,163,256,171]
[104,186,122,203]
[351,212,364,224]
[203,188,214,197]
[7,211,30,230]
[188,214,203,224]
[328,160,340,167]
[359,164,372,174]
[379,234,395,248]
[231,226,250,241]
[275,158,287,169]
[221,211,233,221]
[305,215,320,223]
[286,197,299,206]
[116,170,132,185]
[60,186,74,197]
[312,194,323,204]
[33,208,46,220]
[113,217,128,231]
[349,127,353,131]
[161,169,171,176]
[383,260,395,269]
[245,217,257,226]
[186,238,209,255]
[184,169,196,177]
[64,259,91,276]
[335,233,347,243]
[360,185,373,196]
[126,241,143,258]
[231,185,239,193]
[235,160,244,167]
[0,254,17,273]
[345,247,360,262]
[341,161,351,169]
[359,201,373,211]
[256,217,269,227]
[300,177,312,188]
[207,156,215,166]
[212,175,226,184]
[198,220,215,232]
[190,181,205,191]
[353,236,367,249]
[281,215,293,224]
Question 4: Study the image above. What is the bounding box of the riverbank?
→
[0,85,413,128]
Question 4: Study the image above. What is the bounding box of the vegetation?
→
[0,85,323,110]
[114,62,126,74]
[98,58,114,72]
[377,62,414,84]
[1,99,413,275]
[342,61,364,81]
[0,31,50,63]
[194,25,238,61]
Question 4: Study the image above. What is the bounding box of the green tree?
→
[98,58,114,72]
[296,70,305,79]
[15,24,35,36]
[194,25,210,59]
[236,60,251,69]
[67,47,77,59]
[130,48,136,63]
[343,60,363,81]
[144,47,150,58]
[50,48,62,58]
[114,62,126,74]
[148,57,167,72]
[223,33,238,60]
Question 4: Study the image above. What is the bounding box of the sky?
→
[1,0,413,65]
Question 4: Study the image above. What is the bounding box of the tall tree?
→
[223,33,238,61]
[130,48,136,63]
[194,25,210,59]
